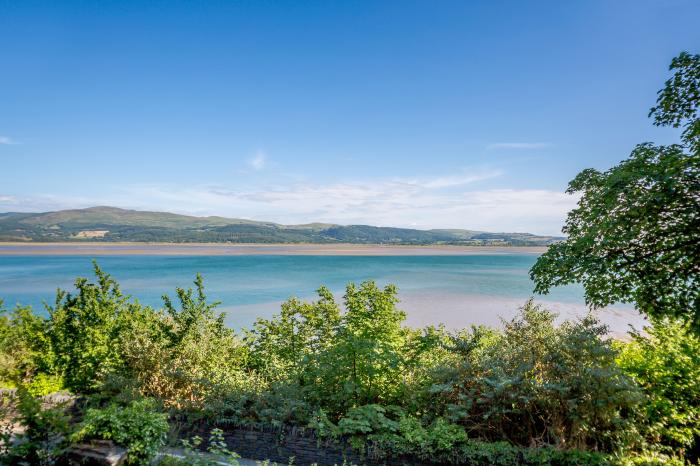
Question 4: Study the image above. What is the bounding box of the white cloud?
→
[402,170,502,189]
[0,136,18,145]
[0,194,102,213]
[118,171,574,235]
[487,142,551,150]
[2,170,576,235]
[248,151,267,171]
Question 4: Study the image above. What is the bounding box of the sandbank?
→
[0,242,548,256]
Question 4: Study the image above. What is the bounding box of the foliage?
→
[313,282,408,414]
[617,318,700,459]
[247,281,438,422]
[1,264,697,463]
[46,262,132,392]
[427,439,611,466]
[650,51,700,153]
[0,302,51,386]
[248,286,340,385]
[0,387,72,466]
[337,404,399,437]
[615,452,685,466]
[316,409,613,465]
[379,415,468,458]
[158,428,241,466]
[73,398,169,465]
[25,374,64,397]
[431,301,642,451]
[530,51,700,330]
[122,274,253,409]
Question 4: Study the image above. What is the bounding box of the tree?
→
[650,51,700,153]
[530,52,700,329]
[248,286,341,384]
[617,318,700,459]
[47,262,132,392]
[312,281,408,415]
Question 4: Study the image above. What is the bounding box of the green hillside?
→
[0,206,562,245]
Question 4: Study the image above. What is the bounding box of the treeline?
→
[1,265,698,465]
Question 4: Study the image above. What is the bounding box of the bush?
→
[431,301,643,451]
[453,441,611,466]
[157,428,242,466]
[0,303,52,386]
[26,374,64,397]
[614,452,685,466]
[617,318,700,460]
[0,387,72,466]
[73,398,169,465]
[122,275,253,410]
[46,264,134,393]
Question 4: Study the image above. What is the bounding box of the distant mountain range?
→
[0,207,563,246]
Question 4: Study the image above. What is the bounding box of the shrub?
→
[337,404,399,437]
[0,387,72,466]
[157,428,242,466]
[73,398,168,465]
[26,374,64,397]
[122,275,253,409]
[0,302,52,386]
[614,452,685,466]
[46,264,132,393]
[617,318,700,460]
[432,301,643,451]
[247,286,341,384]
[309,282,409,416]
[386,416,468,458]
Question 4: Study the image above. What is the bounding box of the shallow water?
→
[0,255,644,334]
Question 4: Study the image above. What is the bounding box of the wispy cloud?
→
[248,151,267,171]
[114,170,573,235]
[1,170,576,235]
[401,170,502,189]
[0,194,98,213]
[486,142,551,150]
[0,136,18,145]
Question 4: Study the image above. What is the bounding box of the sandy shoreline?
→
[0,242,548,256]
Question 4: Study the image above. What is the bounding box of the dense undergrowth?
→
[0,264,698,465]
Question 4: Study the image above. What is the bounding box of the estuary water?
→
[0,254,644,335]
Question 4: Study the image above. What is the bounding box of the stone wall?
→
[217,425,445,466]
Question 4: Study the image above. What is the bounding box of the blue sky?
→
[1,0,698,235]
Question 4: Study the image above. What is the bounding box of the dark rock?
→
[65,440,128,466]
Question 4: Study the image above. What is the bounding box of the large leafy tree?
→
[530,52,700,329]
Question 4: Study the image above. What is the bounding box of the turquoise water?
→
[0,255,640,332]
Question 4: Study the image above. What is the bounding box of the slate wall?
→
[218,425,438,466]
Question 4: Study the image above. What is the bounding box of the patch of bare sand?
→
[0,242,548,256]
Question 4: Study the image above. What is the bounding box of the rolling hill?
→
[0,206,563,246]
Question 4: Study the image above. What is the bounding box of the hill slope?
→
[0,207,562,246]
